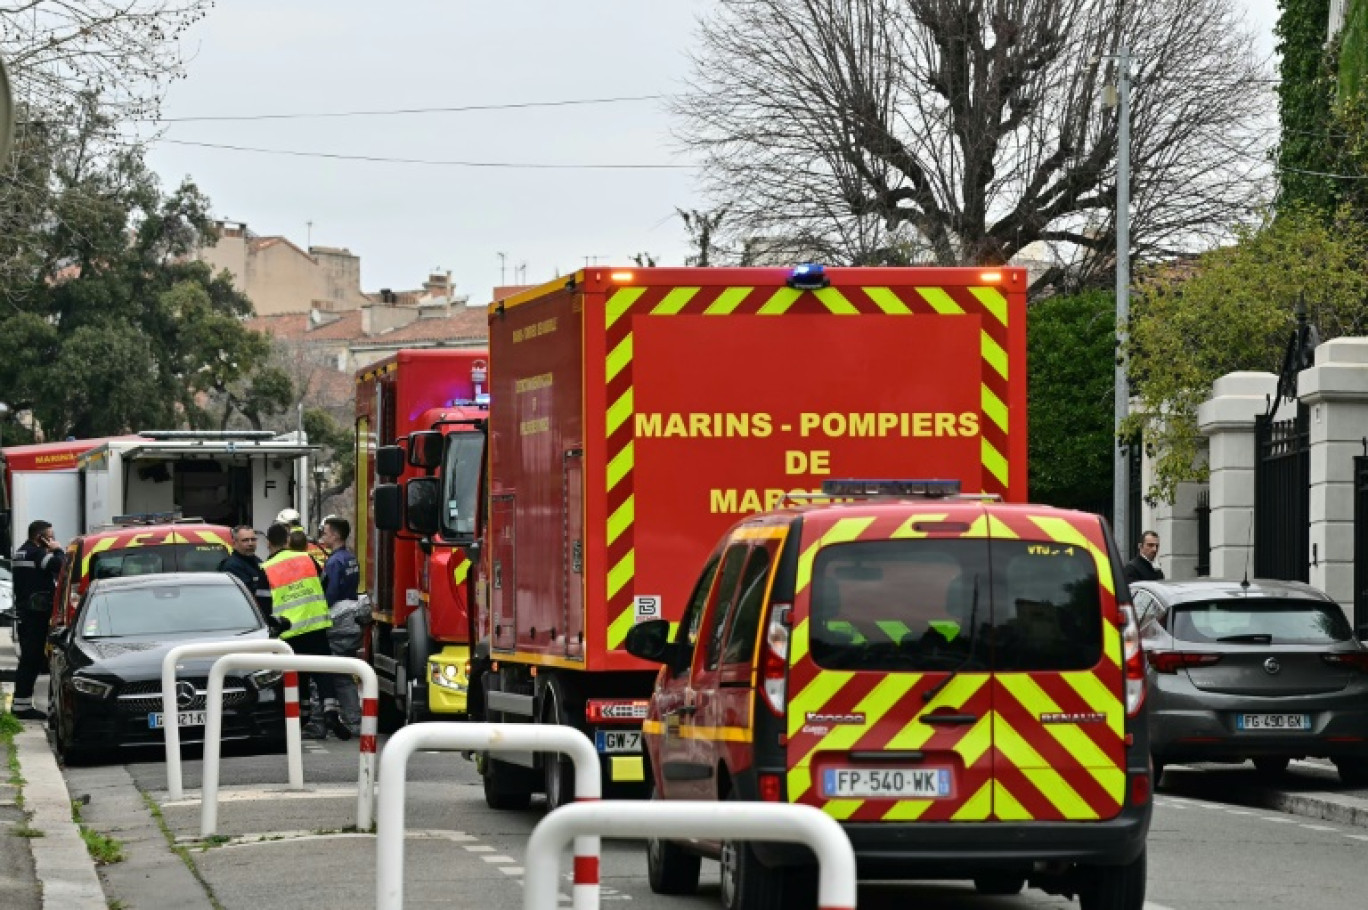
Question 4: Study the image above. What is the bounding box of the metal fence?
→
[1253,406,1310,582]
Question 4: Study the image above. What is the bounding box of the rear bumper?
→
[1150,684,1368,762]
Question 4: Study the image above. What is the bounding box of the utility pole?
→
[1111,45,1132,554]
[497,251,507,286]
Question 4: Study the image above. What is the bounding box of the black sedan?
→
[47,572,286,764]
[1133,578,1368,787]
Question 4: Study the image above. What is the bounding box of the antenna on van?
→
[1241,512,1253,590]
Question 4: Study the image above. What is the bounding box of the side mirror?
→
[374,483,403,531]
[376,445,406,480]
[405,476,441,536]
[624,619,673,664]
[409,430,442,470]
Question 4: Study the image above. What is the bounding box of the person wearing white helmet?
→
[276,507,328,569]
[276,508,301,526]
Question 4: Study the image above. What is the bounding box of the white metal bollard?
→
[525,802,858,910]
[281,671,303,790]
[202,654,378,837]
[160,639,293,800]
[375,723,601,910]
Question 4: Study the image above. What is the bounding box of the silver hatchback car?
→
[1132,579,1368,787]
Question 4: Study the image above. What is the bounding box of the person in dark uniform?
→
[9,520,65,721]
[1124,530,1164,583]
[218,525,272,615]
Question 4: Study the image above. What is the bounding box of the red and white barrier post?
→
[525,802,858,910]
[375,723,600,910]
[281,671,303,790]
[159,639,293,800]
[202,654,378,837]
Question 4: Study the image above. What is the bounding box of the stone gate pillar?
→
[1197,372,1277,580]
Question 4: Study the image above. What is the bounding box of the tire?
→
[1078,847,1146,910]
[1334,757,1368,787]
[541,678,575,810]
[1152,758,1166,789]
[483,756,533,810]
[720,791,786,910]
[1252,756,1290,778]
[646,786,701,895]
[974,875,1025,895]
[373,625,403,734]
[405,678,430,726]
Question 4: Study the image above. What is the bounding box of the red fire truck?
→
[355,348,489,729]
[383,265,1028,807]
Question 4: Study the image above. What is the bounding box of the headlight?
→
[430,662,467,691]
[71,676,114,699]
[248,670,284,690]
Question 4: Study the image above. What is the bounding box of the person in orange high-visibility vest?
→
[263,522,351,741]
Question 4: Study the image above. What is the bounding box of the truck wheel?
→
[541,677,575,810]
[1078,848,1146,910]
[405,679,430,725]
[483,757,533,810]
[719,791,785,910]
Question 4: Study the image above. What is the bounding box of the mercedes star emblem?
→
[175,681,197,709]
[1263,657,1281,675]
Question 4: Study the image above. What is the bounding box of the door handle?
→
[920,713,977,725]
[669,704,698,717]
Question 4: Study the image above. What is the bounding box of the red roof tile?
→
[361,309,488,344]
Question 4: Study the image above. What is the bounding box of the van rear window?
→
[89,543,226,581]
[807,539,1103,672]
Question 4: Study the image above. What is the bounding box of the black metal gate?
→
[1127,436,1143,557]
[1354,456,1368,628]
[1253,406,1310,582]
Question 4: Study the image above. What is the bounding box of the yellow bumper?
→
[426,645,471,716]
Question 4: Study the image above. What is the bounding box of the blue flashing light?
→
[787,263,830,290]
[820,479,962,499]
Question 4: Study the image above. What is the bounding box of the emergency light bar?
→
[787,263,830,290]
[820,479,962,498]
[110,510,184,526]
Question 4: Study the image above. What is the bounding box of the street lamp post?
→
[1109,45,1133,555]
[312,465,327,525]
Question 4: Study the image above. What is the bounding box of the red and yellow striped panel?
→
[601,282,1015,652]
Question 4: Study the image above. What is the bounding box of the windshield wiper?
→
[1217,633,1273,644]
[924,574,980,703]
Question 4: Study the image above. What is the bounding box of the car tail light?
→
[1148,651,1223,674]
[1130,771,1151,806]
[1120,606,1146,716]
[758,773,782,802]
[1323,653,1368,672]
[760,603,792,717]
[585,699,649,725]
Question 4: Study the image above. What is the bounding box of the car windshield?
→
[79,583,260,639]
[88,542,226,581]
[1172,598,1352,645]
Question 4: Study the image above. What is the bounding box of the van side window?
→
[702,543,751,671]
[675,555,721,652]
[720,545,774,666]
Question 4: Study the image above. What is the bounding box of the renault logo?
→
[1263,657,1282,675]
[175,681,197,708]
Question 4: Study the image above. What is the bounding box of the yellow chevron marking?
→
[951,780,993,820]
[999,675,1113,769]
[787,766,812,801]
[794,517,876,593]
[788,669,856,738]
[821,800,862,821]
[606,287,647,329]
[757,287,803,314]
[1061,670,1124,740]
[730,525,790,541]
[969,286,1009,325]
[953,711,994,769]
[704,287,752,315]
[606,387,633,436]
[981,385,1009,433]
[808,675,922,756]
[607,550,635,600]
[882,799,933,821]
[981,329,1009,379]
[790,617,812,664]
[606,333,633,383]
[199,531,229,548]
[1102,620,1122,667]
[607,496,635,547]
[993,780,1032,820]
[651,286,700,315]
[916,287,965,315]
[889,513,947,539]
[864,287,913,315]
[873,621,912,642]
[82,536,118,577]
[1087,766,1127,803]
[1026,516,1115,596]
[814,287,858,314]
[981,438,1010,489]
[606,442,634,491]
[452,559,471,585]
[995,717,1096,819]
[886,674,986,750]
[643,719,664,735]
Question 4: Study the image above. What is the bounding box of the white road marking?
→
[499,866,525,875]
[1225,809,1254,815]
[482,854,517,864]
[1261,816,1297,823]
[464,844,496,852]
[1346,834,1368,841]
[1145,903,1180,910]
[1300,824,1337,831]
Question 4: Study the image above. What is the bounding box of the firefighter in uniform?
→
[262,521,351,741]
[8,520,65,720]
[275,508,329,572]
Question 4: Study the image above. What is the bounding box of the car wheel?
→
[1078,847,1146,910]
[646,785,701,895]
[719,791,785,910]
[1334,757,1368,787]
[974,875,1025,895]
[1252,757,1290,778]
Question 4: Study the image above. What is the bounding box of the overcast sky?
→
[142,0,1283,307]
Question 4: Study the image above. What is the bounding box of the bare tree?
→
[676,0,1273,291]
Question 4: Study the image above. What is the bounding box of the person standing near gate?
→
[318,515,362,735]
[262,521,351,741]
[1124,530,1164,583]
[8,520,65,721]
